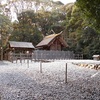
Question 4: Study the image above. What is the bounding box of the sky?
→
[53,0,76,4]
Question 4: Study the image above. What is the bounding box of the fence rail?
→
[7,50,83,62]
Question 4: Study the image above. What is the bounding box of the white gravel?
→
[0,60,100,100]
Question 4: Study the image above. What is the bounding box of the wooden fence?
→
[7,50,83,62]
[33,50,74,60]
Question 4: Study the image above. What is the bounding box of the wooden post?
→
[1,47,3,61]
[40,61,42,73]
[0,28,3,61]
[27,52,29,67]
[16,58,17,63]
[11,52,13,63]
[20,53,21,63]
[65,63,67,83]
[31,53,33,62]
[20,53,22,65]
[27,59,29,67]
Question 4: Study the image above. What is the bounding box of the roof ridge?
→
[44,33,60,39]
[9,41,32,43]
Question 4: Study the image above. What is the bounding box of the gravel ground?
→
[0,60,100,100]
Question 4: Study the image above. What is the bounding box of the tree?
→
[9,10,42,46]
[64,3,100,59]
[0,13,12,60]
[76,0,100,32]
[0,14,12,46]
[35,11,65,36]
[78,27,100,58]
[65,4,85,33]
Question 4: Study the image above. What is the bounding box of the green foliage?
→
[79,27,100,58]
[65,3,100,59]
[10,8,65,44]
[76,0,100,32]
[0,14,12,47]
[9,10,42,46]
[66,5,84,33]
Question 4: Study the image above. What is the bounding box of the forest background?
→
[0,0,100,59]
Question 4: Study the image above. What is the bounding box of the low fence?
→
[74,53,83,59]
[8,53,33,62]
[33,50,74,60]
[7,50,83,62]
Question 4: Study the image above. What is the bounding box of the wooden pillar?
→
[65,63,67,83]
[27,59,29,67]
[20,53,22,64]
[1,47,3,61]
[40,61,42,73]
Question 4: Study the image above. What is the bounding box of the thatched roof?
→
[36,33,68,48]
[9,41,35,49]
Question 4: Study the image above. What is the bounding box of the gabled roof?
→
[36,33,68,47]
[9,41,35,49]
